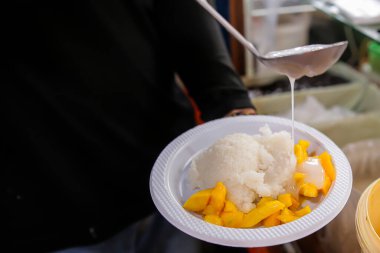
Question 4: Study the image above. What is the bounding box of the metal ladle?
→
[196,0,348,79]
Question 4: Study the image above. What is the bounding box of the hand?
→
[225,108,256,117]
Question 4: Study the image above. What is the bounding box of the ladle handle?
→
[195,0,260,56]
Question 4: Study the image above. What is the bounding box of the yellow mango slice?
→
[223,200,239,213]
[294,141,308,165]
[204,214,223,226]
[321,173,332,195]
[319,151,336,181]
[295,205,311,217]
[220,211,244,228]
[256,197,275,208]
[299,139,310,151]
[299,183,318,198]
[262,211,281,227]
[289,195,301,211]
[203,204,216,215]
[183,189,212,212]
[203,182,227,216]
[278,208,298,223]
[278,193,292,207]
[241,200,285,228]
[298,196,305,206]
[293,172,306,184]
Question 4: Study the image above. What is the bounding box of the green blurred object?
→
[369,41,380,74]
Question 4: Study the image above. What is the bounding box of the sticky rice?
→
[188,125,296,213]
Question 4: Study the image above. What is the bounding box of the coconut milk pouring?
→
[263,44,347,142]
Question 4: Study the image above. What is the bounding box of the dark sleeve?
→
[156,0,255,121]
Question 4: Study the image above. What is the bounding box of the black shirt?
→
[3,0,253,251]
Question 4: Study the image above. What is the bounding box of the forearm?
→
[156,0,254,121]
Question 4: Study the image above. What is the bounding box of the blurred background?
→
[209,0,380,252]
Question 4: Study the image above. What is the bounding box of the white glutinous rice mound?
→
[188,124,296,213]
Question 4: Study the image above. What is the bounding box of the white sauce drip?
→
[263,43,344,143]
[288,77,295,142]
[264,44,339,143]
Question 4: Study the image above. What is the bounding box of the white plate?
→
[149,115,352,247]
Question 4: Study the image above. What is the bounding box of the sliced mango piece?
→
[220,211,244,228]
[298,195,305,206]
[294,172,306,184]
[299,183,318,198]
[203,182,227,216]
[183,189,212,212]
[203,204,217,215]
[295,205,311,217]
[321,173,332,195]
[223,200,239,213]
[289,195,301,211]
[241,200,285,228]
[278,208,298,223]
[294,144,307,165]
[299,139,310,151]
[319,151,336,181]
[262,211,281,227]
[278,193,292,207]
[256,197,275,208]
[204,214,223,226]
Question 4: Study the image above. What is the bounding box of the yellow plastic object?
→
[299,183,318,197]
[355,178,380,253]
[241,200,285,228]
[319,151,336,181]
[368,179,380,237]
[183,189,212,212]
[204,214,223,226]
[203,182,227,215]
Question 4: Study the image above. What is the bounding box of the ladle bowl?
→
[196,0,348,79]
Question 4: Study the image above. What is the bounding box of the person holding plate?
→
[3,0,255,252]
